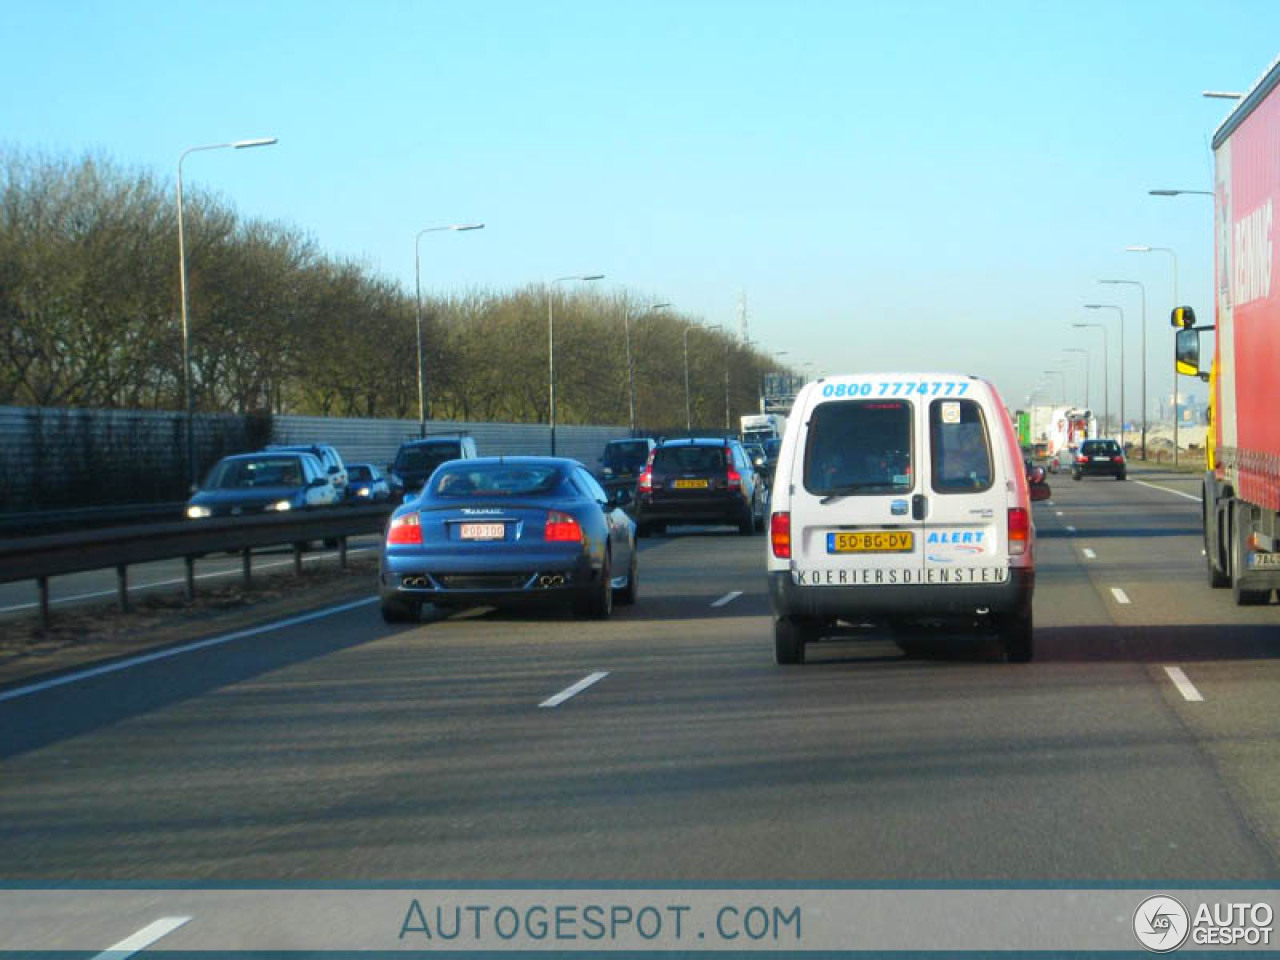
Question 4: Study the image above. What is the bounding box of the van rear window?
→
[803,400,913,495]
[930,399,993,492]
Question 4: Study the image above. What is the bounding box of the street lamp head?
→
[583,274,605,282]
[1148,189,1180,196]
[452,223,485,231]
[651,302,671,310]
[232,137,278,149]
[1125,245,1152,253]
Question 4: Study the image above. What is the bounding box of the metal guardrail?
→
[0,505,393,629]
[0,502,187,537]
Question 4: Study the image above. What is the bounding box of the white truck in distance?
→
[741,413,787,444]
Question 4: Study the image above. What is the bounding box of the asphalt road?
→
[1,465,1277,883]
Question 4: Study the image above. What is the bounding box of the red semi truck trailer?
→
[1175,55,1280,605]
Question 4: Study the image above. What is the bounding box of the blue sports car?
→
[378,457,638,623]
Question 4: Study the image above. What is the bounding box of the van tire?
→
[999,608,1033,663]
[774,617,811,665]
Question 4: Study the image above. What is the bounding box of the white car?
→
[766,372,1049,664]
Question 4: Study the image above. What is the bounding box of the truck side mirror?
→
[1170,305,1197,329]
[1175,327,1202,378]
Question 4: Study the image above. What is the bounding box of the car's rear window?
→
[603,441,651,471]
[347,465,373,482]
[430,464,562,497]
[205,457,305,490]
[930,399,993,493]
[653,445,726,474]
[803,400,913,495]
[396,444,461,473]
[1081,440,1120,455]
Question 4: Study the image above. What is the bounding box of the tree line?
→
[0,148,784,433]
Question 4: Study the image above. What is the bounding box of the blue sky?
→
[4,0,1277,419]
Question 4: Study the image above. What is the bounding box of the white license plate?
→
[460,523,505,540]
[1092,456,1110,461]
[1249,552,1280,569]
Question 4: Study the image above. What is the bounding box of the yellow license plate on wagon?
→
[673,478,709,489]
[827,531,914,553]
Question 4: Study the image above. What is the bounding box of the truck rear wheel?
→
[1205,502,1229,589]
[1232,503,1271,606]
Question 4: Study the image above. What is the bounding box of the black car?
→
[633,437,766,537]
[388,435,479,496]
[1071,438,1127,480]
[596,437,656,505]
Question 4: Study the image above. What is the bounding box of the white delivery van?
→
[766,373,1048,664]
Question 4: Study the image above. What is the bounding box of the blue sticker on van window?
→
[890,499,909,515]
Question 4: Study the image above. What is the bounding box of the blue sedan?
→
[378,457,637,623]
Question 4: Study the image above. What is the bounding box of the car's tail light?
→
[1076,455,1087,464]
[545,510,584,543]
[1008,507,1030,556]
[770,511,791,559]
[1113,455,1124,463]
[387,512,422,545]
[637,469,653,494]
[726,465,742,490]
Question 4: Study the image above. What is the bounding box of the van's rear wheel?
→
[998,608,1033,663]
[774,616,812,665]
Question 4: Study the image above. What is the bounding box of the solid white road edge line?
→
[0,597,378,704]
[1055,511,1064,517]
[711,590,743,608]
[539,671,609,708]
[1134,479,1200,503]
[1083,548,1097,559]
[1110,587,1131,604]
[1164,666,1205,703]
[0,546,377,615]
[91,916,191,960]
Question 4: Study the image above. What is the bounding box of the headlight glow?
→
[267,499,293,512]
[186,505,212,519]
[357,486,371,497]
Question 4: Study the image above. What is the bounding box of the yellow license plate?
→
[673,478,709,489]
[827,531,914,553]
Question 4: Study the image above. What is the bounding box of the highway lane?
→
[0,481,1277,883]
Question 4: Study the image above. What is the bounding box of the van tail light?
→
[770,511,791,559]
[1008,507,1030,557]
[545,510,584,543]
[387,512,423,546]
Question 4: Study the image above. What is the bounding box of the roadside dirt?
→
[0,554,379,688]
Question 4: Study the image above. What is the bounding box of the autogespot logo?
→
[1134,895,1190,953]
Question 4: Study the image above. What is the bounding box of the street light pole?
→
[415,223,484,436]
[1100,279,1146,458]
[177,136,277,489]
[1073,323,1109,438]
[1063,348,1089,410]
[683,324,694,433]
[548,273,604,455]
[1084,304,1125,448]
[1128,243,1183,465]
[624,302,669,435]
[1043,370,1066,406]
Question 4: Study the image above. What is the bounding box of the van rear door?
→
[919,394,1010,586]
[787,393,926,588]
